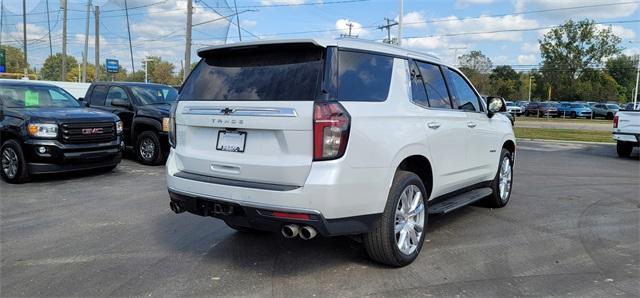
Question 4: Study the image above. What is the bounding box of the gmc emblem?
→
[81,128,104,135]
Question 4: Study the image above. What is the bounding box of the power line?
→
[234,0,369,8]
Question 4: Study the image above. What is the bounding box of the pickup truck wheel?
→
[363,171,427,267]
[616,141,633,158]
[0,140,29,184]
[136,131,164,165]
[485,148,513,208]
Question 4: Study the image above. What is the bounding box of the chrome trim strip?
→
[168,187,322,215]
[182,106,298,117]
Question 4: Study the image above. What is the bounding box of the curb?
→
[517,138,615,145]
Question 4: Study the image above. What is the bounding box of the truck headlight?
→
[28,123,58,138]
[116,121,123,134]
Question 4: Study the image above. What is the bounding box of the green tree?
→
[489,66,520,99]
[606,54,639,102]
[458,50,493,74]
[40,53,79,81]
[0,45,28,74]
[539,19,622,100]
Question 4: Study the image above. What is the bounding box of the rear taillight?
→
[613,114,619,128]
[313,102,350,161]
[168,104,177,148]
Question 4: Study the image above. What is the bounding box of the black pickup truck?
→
[0,80,123,183]
[81,82,178,165]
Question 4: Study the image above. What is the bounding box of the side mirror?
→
[111,98,131,108]
[486,96,507,117]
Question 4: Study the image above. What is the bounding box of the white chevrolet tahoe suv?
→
[166,39,516,267]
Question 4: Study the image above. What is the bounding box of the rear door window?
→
[445,68,481,112]
[180,44,324,101]
[90,85,109,106]
[337,50,393,102]
[416,62,452,109]
[409,60,428,107]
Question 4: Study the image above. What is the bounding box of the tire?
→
[524,111,529,117]
[484,148,513,208]
[0,139,30,184]
[570,112,577,119]
[363,171,427,267]
[606,113,613,120]
[136,131,164,165]
[617,141,633,158]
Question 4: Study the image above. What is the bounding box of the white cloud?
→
[515,0,639,19]
[596,24,636,40]
[335,19,368,37]
[434,15,539,42]
[396,11,427,29]
[73,34,109,49]
[521,42,539,54]
[517,54,537,64]
[260,0,305,5]
[456,0,495,8]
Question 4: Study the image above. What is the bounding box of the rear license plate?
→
[216,131,246,153]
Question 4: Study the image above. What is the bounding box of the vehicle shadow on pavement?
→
[25,167,116,183]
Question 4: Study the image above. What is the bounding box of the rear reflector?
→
[272,212,311,221]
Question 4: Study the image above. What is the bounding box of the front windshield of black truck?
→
[0,84,80,108]
[131,85,178,105]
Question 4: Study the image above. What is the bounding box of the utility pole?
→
[634,55,639,107]
[82,0,91,83]
[377,18,398,44]
[398,0,403,46]
[143,58,152,83]
[233,0,241,41]
[46,0,52,57]
[528,73,533,102]
[22,0,27,77]
[1,0,4,48]
[61,0,67,81]
[124,0,135,73]
[184,0,193,81]
[94,6,99,81]
[340,22,357,38]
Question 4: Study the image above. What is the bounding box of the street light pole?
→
[143,59,151,83]
[528,73,533,102]
[634,55,639,107]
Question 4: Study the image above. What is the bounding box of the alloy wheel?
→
[139,138,155,160]
[1,147,19,179]
[499,156,512,202]
[394,185,425,255]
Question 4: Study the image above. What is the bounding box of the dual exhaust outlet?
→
[281,224,317,240]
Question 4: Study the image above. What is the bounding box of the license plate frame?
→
[216,130,247,153]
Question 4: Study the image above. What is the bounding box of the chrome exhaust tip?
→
[170,201,184,214]
[299,226,317,240]
[281,224,299,238]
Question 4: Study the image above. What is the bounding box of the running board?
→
[428,187,493,214]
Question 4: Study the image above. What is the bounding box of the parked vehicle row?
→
[0,80,178,183]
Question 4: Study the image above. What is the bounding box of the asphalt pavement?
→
[1,141,638,297]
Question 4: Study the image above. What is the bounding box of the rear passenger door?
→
[445,68,498,183]
[410,60,470,195]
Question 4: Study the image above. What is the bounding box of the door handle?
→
[427,122,441,129]
[467,121,477,128]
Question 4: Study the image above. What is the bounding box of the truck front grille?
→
[60,122,116,144]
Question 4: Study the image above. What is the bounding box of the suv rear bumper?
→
[168,188,380,236]
[25,138,123,174]
[165,150,390,233]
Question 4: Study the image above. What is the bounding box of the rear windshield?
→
[131,85,178,105]
[0,84,80,108]
[180,44,324,101]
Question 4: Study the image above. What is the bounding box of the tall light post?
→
[634,55,639,107]
[528,72,533,102]
[143,58,152,83]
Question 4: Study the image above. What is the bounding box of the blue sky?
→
[2,0,639,72]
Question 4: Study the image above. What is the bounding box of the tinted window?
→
[0,84,79,108]
[90,85,109,106]
[409,61,428,107]
[180,45,323,101]
[337,50,393,101]
[446,68,480,112]
[131,86,178,105]
[606,104,618,109]
[106,86,130,107]
[417,62,451,109]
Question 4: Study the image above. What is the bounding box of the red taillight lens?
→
[313,102,350,161]
[168,104,177,148]
[613,114,619,128]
